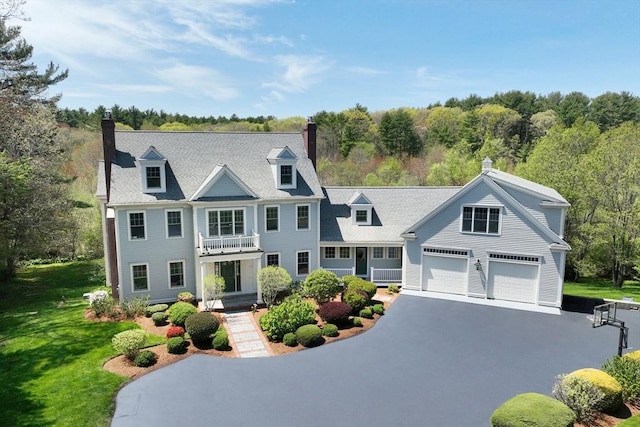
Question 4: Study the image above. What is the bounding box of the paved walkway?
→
[222,311,270,358]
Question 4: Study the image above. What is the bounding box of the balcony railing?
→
[370,267,402,283]
[198,232,260,255]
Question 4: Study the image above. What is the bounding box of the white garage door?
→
[422,255,468,295]
[488,262,538,304]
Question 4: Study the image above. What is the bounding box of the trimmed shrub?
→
[318,301,352,324]
[177,291,194,303]
[342,289,369,313]
[166,326,185,339]
[552,374,604,423]
[258,265,292,307]
[184,312,220,343]
[568,368,623,413]
[151,311,168,326]
[322,323,339,337]
[112,329,147,360]
[259,294,316,341]
[602,355,640,404]
[121,296,149,318]
[372,304,385,315]
[283,332,298,347]
[167,336,187,354]
[490,393,576,427]
[167,301,197,327]
[295,324,323,348]
[145,304,169,317]
[386,284,400,294]
[625,350,640,362]
[346,278,377,300]
[359,307,373,319]
[212,329,230,351]
[340,275,360,287]
[303,269,341,305]
[92,295,118,318]
[134,350,157,367]
[352,317,363,327]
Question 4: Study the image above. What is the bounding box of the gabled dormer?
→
[347,191,373,225]
[139,146,167,193]
[267,146,298,190]
[189,164,258,201]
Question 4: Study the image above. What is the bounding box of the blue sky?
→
[14,0,640,118]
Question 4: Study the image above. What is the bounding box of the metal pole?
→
[618,321,626,357]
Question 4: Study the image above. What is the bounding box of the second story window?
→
[129,212,145,240]
[166,210,182,238]
[462,206,501,234]
[280,165,293,185]
[297,204,309,230]
[146,166,161,188]
[208,209,244,236]
[266,206,279,232]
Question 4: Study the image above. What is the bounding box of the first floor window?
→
[372,247,384,259]
[166,210,182,238]
[266,206,279,231]
[388,247,401,259]
[324,247,336,259]
[169,261,184,288]
[266,253,280,266]
[129,212,145,240]
[297,204,309,230]
[462,206,500,235]
[297,251,309,275]
[132,264,148,291]
[339,247,351,259]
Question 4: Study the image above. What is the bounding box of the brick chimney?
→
[101,111,116,201]
[303,116,317,169]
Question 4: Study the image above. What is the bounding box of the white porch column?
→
[256,256,263,304]
[200,262,206,306]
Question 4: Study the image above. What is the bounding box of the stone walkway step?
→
[222,312,271,358]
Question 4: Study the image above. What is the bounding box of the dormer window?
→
[355,209,369,223]
[267,146,298,190]
[139,146,167,193]
[347,191,373,226]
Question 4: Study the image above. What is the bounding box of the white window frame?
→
[387,247,401,259]
[372,247,384,259]
[128,211,147,241]
[168,260,185,289]
[165,209,183,239]
[296,250,310,276]
[296,204,310,231]
[323,247,336,259]
[266,252,281,267]
[140,160,167,193]
[265,205,280,232]
[206,208,245,237]
[131,263,149,292]
[339,247,351,259]
[461,205,502,235]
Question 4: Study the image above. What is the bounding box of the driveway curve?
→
[112,295,640,427]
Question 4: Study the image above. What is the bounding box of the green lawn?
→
[564,277,640,301]
[619,414,640,426]
[0,260,160,427]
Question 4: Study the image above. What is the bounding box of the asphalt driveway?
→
[112,295,640,427]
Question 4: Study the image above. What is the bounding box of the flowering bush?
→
[166,326,185,339]
[552,374,604,423]
[177,291,194,303]
[602,355,640,405]
[112,329,147,360]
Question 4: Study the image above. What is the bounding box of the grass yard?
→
[564,277,640,301]
[0,260,160,427]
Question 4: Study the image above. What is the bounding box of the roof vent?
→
[482,157,493,173]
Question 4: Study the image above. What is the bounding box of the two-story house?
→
[97,113,570,311]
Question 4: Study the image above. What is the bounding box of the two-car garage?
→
[421,247,541,305]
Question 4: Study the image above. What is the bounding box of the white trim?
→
[387,247,401,259]
[265,252,281,267]
[167,259,186,289]
[206,207,246,237]
[165,208,184,239]
[127,210,147,241]
[352,206,372,225]
[372,247,384,259]
[131,263,150,293]
[296,250,310,277]
[277,162,297,189]
[189,164,258,201]
[339,247,351,259]
[422,246,470,259]
[296,203,311,231]
[460,204,503,235]
[487,250,541,264]
[323,247,336,259]
[487,257,541,304]
[264,205,280,233]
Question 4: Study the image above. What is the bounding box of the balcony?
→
[198,232,260,256]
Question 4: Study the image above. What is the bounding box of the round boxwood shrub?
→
[283,332,298,347]
[322,323,339,337]
[134,350,158,367]
[151,311,168,326]
[295,324,323,348]
[359,307,373,319]
[372,304,385,315]
[342,289,369,313]
[112,329,147,360]
[318,301,352,324]
[340,275,360,288]
[184,312,219,343]
[490,393,576,427]
[568,368,623,413]
[144,303,168,317]
[259,294,316,341]
[166,326,185,339]
[167,301,198,327]
[212,329,230,351]
[303,269,341,305]
[624,350,640,362]
[167,336,187,354]
[352,317,363,327]
[346,278,377,300]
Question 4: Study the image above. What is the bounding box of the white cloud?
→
[153,64,239,101]
[263,55,332,93]
[346,66,387,76]
[95,84,173,94]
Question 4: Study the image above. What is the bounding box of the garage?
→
[422,248,469,295]
[488,254,540,304]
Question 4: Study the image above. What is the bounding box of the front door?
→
[217,261,241,293]
[355,247,368,276]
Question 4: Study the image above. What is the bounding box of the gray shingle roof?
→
[321,187,460,243]
[486,169,568,204]
[107,131,323,205]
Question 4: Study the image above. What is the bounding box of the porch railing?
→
[198,231,260,255]
[370,267,402,283]
[322,267,355,278]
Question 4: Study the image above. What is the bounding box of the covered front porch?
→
[320,244,404,285]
